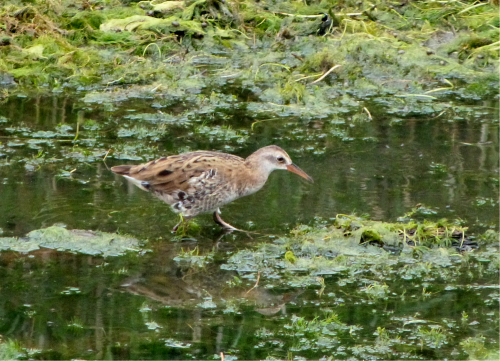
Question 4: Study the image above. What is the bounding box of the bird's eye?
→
[277,156,285,163]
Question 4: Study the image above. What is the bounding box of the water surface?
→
[0,94,498,359]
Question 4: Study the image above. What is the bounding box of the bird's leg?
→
[213,208,238,231]
[172,221,181,232]
[172,214,191,232]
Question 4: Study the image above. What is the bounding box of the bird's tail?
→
[111,165,133,175]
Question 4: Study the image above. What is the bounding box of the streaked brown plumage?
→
[111,145,313,231]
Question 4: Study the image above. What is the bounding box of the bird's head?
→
[247,145,313,183]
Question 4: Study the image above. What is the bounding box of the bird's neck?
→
[239,156,272,196]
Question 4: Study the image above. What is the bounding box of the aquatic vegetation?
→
[0,2,497,359]
[0,213,497,360]
[460,334,500,360]
[66,316,86,334]
[0,337,23,361]
[361,282,389,299]
[174,245,214,268]
[222,215,496,291]
[418,326,447,348]
[0,0,497,102]
[285,311,348,335]
[0,226,146,256]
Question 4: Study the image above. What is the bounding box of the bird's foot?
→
[213,210,238,231]
[213,210,253,240]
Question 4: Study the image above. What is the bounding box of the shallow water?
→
[0,94,498,359]
[1,96,498,237]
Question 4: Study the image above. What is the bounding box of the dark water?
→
[1,96,498,237]
[0,95,498,359]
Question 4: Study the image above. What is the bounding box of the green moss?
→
[362,282,389,299]
[460,335,500,360]
[67,11,106,30]
[174,245,214,269]
[92,30,135,46]
[0,0,497,96]
[0,337,23,360]
[285,250,297,263]
[99,5,144,20]
[418,326,447,348]
[182,0,206,20]
[465,79,499,97]
[0,226,145,256]
[361,229,382,244]
[301,48,338,73]
[222,213,488,287]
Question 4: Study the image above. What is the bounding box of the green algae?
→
[211,218,498,359]
[173,245,213,269]
[222,216,494,288]
[0,2,498,354]
[0,216,497,360]
[99,15,205,35]
[0,225,146,256]
[0,0,497,101]
[0,337,23,361]
[461,334,499,360]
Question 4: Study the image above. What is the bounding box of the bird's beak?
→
[286,163,314,183]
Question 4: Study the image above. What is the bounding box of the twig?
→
[295,73,322,82]
[73,120,80,141]
[107,77,124,86]
[255,63,291,80]
[103,149,112,161]
[0,136,86,142]
[150,84,162,92]
[256,18,267,27]
[230,28,251,39]
[457,2,487,14]
[429,109,448,119]
[291,53,304,62]
[395,93,437,100]
[142,42,162,59]
[220,73,241,78]
[310,64,341,84]
[251,118,272,130]
[425,79,454,94]
[246,271,261,294]
[473,40,500,50]
[267,11,362,17]
[363,107,373,120]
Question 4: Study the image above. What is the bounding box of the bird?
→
[111,145,313,231]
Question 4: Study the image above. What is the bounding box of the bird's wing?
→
[111,151,244,215]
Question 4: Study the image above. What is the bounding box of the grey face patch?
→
[266,154,277,164]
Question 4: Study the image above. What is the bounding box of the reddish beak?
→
[286,163,314,183]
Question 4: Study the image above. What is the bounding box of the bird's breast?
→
[235,174,268,198]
